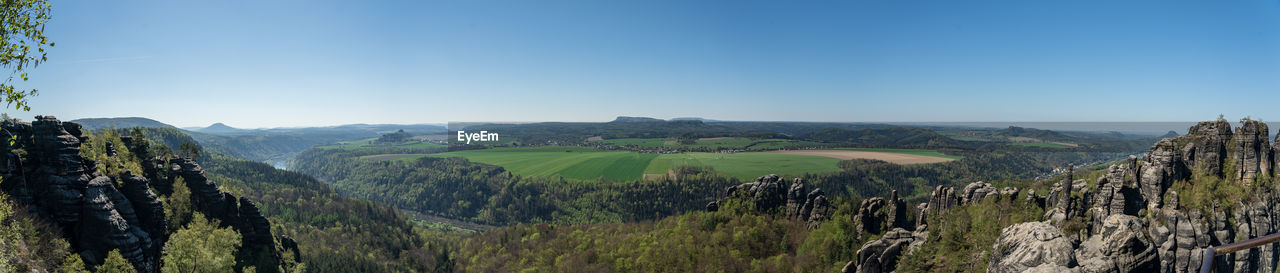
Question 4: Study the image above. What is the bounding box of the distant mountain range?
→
[70,117,448,166]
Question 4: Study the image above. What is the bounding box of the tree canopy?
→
[0,0,54,111]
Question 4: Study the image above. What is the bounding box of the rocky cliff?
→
[817,118,1280,273]
[0,116,295,272]
[984,118,1280,273]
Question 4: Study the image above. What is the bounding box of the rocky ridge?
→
[0,116,296,272]
[985,118,1280,273]
[823,118,1280,273]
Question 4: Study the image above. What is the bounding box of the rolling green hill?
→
[72,117,178,130]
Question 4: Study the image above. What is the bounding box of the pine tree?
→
[57,253,91,273]
[164,177,192,232]
[95,250,136,273]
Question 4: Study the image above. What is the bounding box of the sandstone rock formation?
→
[1075,215,1158,273]
[987,118,1280,273]
[961,181,998,205]
[885,190,909,230]
[854,197,887,236]
[926,185,958,217]
[1184,119,1232,177]
[988,221,1077,273]
[846,228,923,273]
[1231,119,1271,185]
[724,174,831,226]
[916,182,1018,231]
[0,116,293,272]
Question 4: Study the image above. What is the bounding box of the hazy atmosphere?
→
[11,0,1280,127]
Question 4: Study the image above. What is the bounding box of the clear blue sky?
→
[9,0,1280,128]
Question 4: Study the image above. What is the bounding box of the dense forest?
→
[291,146,739,225]
[126,127,455,272]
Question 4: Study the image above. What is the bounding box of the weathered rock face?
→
[1089,164,1143,234]
[861,119,1280,273]
[78,176,153,272]
[848,228,924,273]
[726,174,788,211]
[0,117,160,271]
[803,190,831,225]
[988,222,1078,273]
[960,181,997,205]
[1140,138,1186,212]
[27,117,92,228]
[1231,120,1271,185]
[1075,215,1158,273]
[1226,199,1278,273]
[1275,134,1280,179]
[0,116,291,272]
[119,173,167,257]
[724,175,831,226]
[914,203,929,230]
[786,178,807,216]
[926,185,958,217]
[1184,119,1232,177]
[886,190,909,230]
[1149,207,1212,273]
[855,197,887,236]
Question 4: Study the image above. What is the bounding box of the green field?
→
[834,148,964,160]
[645,152,841,180]
[367,146,841,181]
[362,145,959,181]
[595,137,826,151]
[595,138,674,147]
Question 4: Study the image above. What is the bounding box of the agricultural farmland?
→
[775,148,960,164]
[359,145,959,181]
[594,137,827,151]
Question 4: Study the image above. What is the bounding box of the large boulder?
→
[1075,215,1158,273]
[988,221,1077,273]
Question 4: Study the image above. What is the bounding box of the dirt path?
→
[774,150,956,164]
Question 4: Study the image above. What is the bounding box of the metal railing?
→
[1200,232,1280,273]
